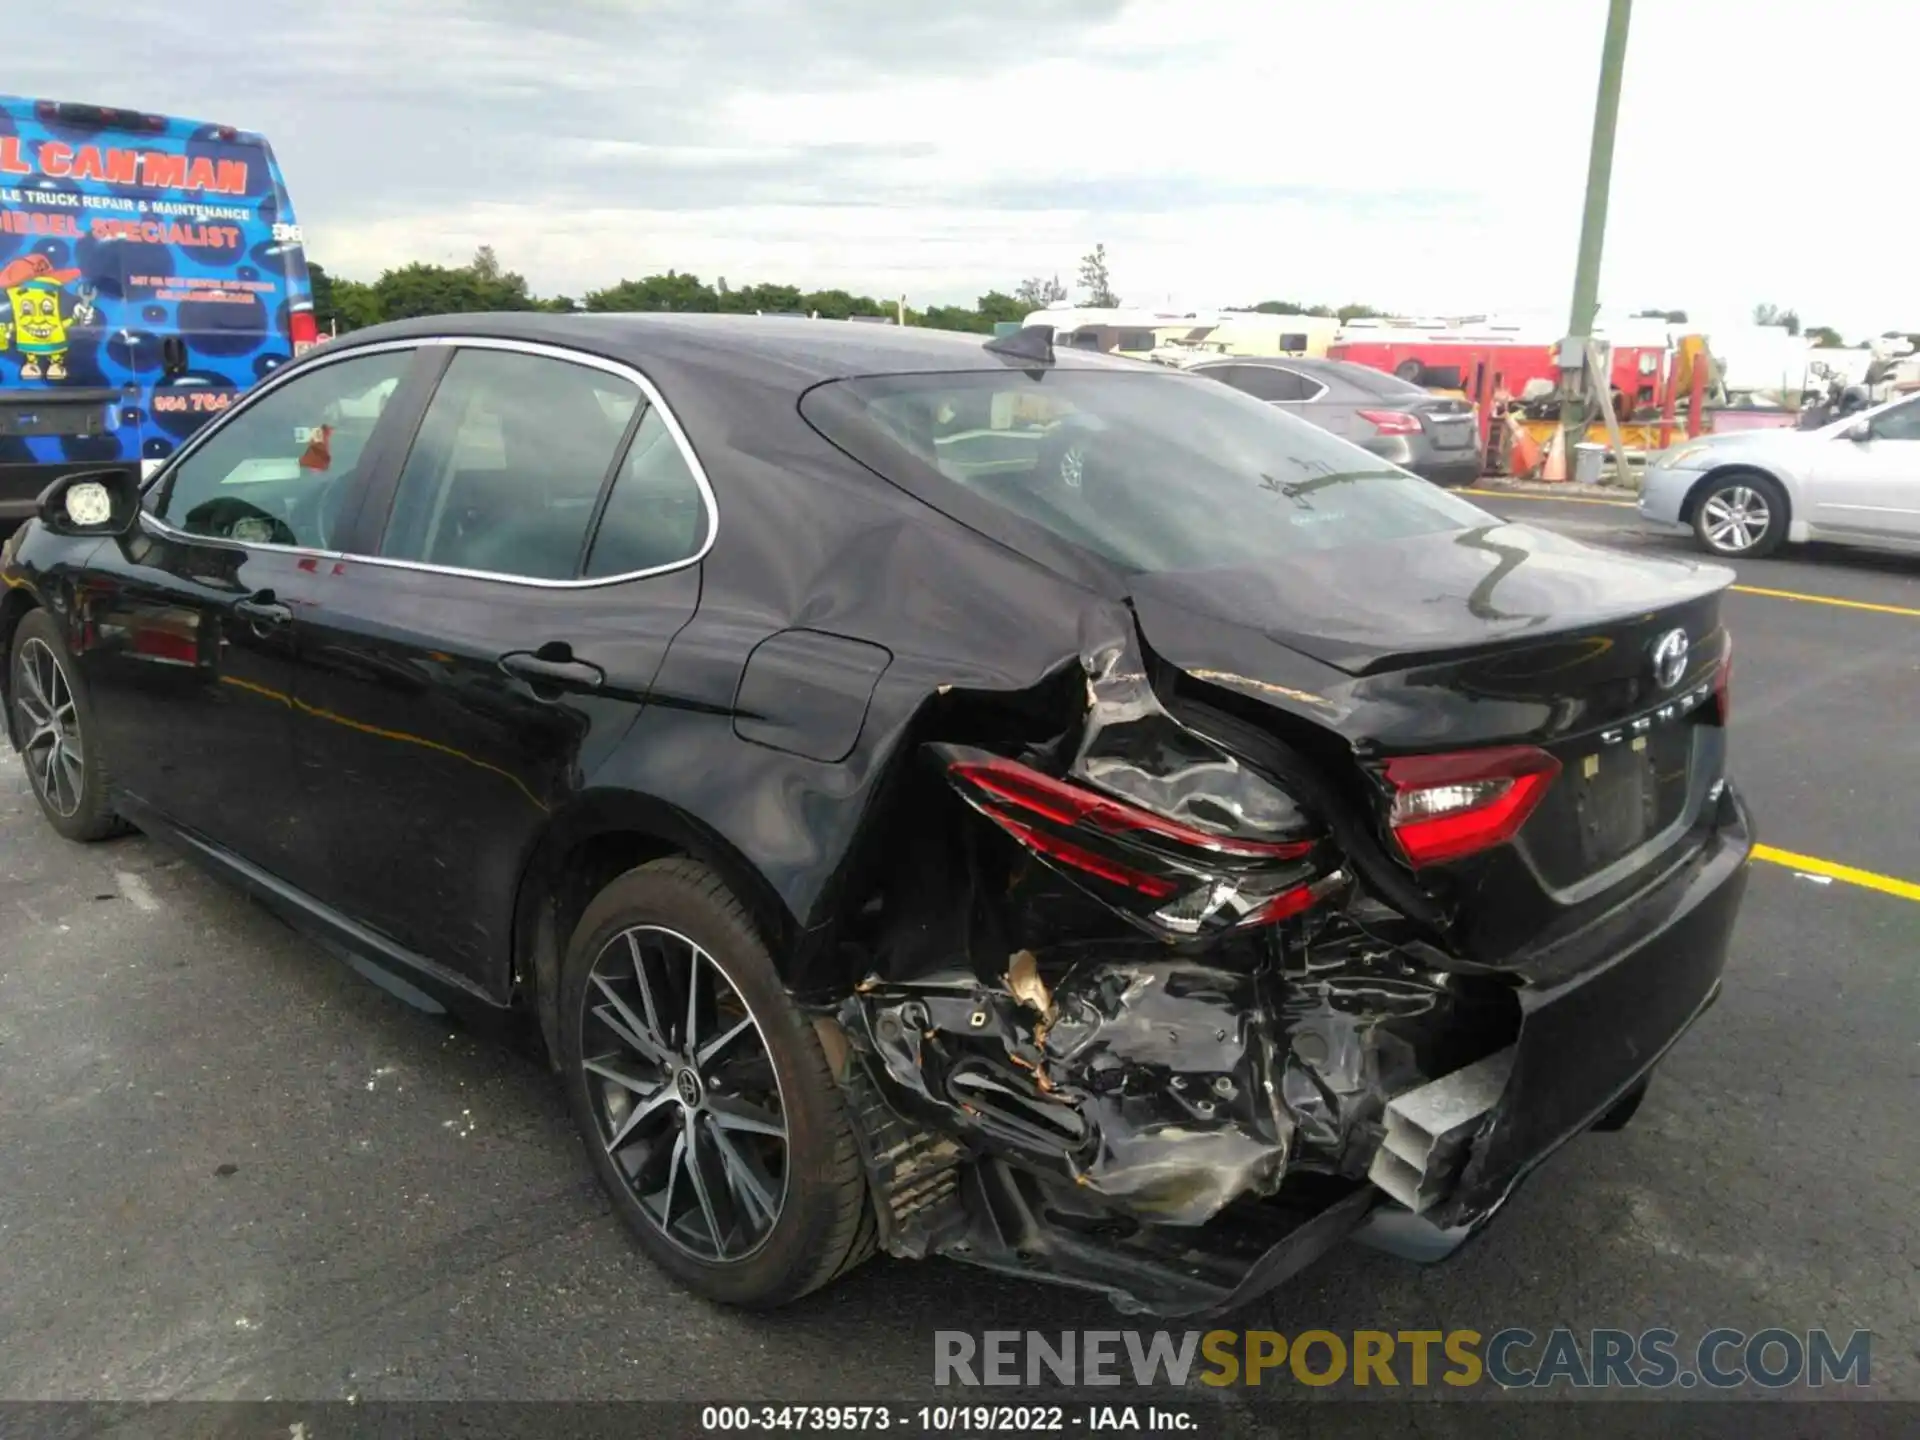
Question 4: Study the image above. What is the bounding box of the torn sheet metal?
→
[1066,616,1317,848]
[852,956,1294,1227]
[1274,912,1520,1182]
[839,612,1523,1298]
[1043,961,1294,1224]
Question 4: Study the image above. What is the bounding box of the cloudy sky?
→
[20,1,1919,337]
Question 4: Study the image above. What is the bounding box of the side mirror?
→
[36,468,143,538]
[1846,419,1873,442]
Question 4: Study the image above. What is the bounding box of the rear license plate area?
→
[1568,727,1692,869]
[1575,749,1650,862]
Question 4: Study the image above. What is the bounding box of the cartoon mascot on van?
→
[0,254,98,380]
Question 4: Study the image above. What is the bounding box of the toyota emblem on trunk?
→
[1650,628,1690,690]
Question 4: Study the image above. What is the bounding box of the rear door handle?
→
[500,649,605,691]
[233,591,292,627]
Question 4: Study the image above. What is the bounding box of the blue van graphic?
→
[0,95,315,526]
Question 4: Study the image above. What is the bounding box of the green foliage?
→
[369,248,538,322]
[311,248,1085,336]
[729,281,807,314]
[1014,275,1067,309]
[796,289,869,320]
[307,261,380,335]
[1752,302,1801,336]
[1078,244,1118,308]
[307,260,335,324]
[584,270,719,312]
[1237,300,1379,321]
[1804,325,1844,348]
[974,291,1027,327]
[915,305,979,332]
[330,279,384,331]
[1633,308,1689,323]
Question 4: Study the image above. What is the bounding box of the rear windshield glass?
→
[801,369,1490,574]
[1335,364,1432,398]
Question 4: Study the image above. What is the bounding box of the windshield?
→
[802,368,1492,574]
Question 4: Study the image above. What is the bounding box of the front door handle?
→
[233,591,292,627]
[501,648,605,691]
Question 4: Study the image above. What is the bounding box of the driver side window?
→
[154,350,413,548]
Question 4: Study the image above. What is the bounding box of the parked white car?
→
[1639,394,1920,557]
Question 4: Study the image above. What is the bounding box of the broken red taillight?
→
[953,755,1313,862]
[1383,745,1562,869]
[941,751,1329,936]
[989,815,1180,899]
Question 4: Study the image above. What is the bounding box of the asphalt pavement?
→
[1,494,1915,1418]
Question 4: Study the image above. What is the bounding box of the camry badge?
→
[1650,628,1690,690]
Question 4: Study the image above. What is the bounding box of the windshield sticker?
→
[298,423,334,471]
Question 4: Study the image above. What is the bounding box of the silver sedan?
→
[1639,395,1920,558]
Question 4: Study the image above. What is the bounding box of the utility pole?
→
[1556,0,1633,479]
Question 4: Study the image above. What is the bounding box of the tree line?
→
[306,244,1394,337]
[304,248,1893,354]
[310,246,1089,336]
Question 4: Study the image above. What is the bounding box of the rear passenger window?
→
[584,408,711,577]
[1219,365,1312,402]
[380,349,639,581]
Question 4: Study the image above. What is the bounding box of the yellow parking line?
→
[1753,845,1920,903]
[1728,584,1920,619]
[1460,487,1639,509]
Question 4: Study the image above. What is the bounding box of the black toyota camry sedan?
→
[1,315,1751,1315]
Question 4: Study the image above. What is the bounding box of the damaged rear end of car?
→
[799,358,1754,1317]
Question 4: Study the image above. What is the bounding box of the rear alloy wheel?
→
[1692,472,1786,558]
[560,859,873,1307]
[584,924,790,1262]
[9,611,123,842]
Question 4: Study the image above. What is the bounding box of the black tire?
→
[559,857,873,1308]
[1691,470,1788,558]
[8,609,125,842]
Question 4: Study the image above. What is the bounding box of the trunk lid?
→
[1410,395,1477,450]
[1127,521,1729,677]
[1129,522,1736,959]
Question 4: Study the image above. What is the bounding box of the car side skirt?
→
[114,791,522,1033]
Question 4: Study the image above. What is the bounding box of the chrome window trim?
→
[139,334,720,590]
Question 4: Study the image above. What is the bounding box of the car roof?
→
[319,312,1142,382]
